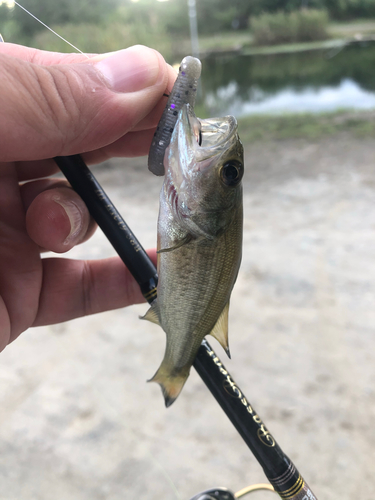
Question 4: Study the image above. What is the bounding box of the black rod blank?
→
[54,155,157,301]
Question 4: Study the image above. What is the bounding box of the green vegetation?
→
[248,0,375,20]
[32,23,183,60]
[237,110,375,142]
[250,9,329,46]
[1,0,375,60]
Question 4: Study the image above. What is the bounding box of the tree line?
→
[1,0,375,40]
[1,0,374,60]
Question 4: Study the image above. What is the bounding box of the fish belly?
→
[151,198,242,406]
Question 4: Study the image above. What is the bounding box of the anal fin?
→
[209,301,231,358]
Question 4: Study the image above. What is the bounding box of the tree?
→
[11,0,121,36]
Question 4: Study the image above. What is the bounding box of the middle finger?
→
[21,179,97,253]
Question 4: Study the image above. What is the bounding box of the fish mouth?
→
[181,104,238,160]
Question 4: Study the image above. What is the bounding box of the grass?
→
[29,26,251,64]
[237,110,375,142]
[198,32,252,53]
[250,10,329,46]
[329,19,375,38]
[241,38,347,56]
[203,19,375,58]
[196,20,375,59]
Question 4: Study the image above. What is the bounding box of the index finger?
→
[0,41,94,64]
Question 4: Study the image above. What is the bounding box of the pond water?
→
[198,42,375,117]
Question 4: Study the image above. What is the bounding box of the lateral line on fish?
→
[13,1,89,58]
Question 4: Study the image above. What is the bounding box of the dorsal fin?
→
[209,301,231,358]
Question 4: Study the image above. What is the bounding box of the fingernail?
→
[95,46,161,93]
[53,197,83,245]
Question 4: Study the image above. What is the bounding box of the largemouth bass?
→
[144,100,244,407]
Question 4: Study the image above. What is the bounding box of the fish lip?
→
[180,105,239,160]
[199,115,238,148]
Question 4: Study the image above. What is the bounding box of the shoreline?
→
[198,34,375,59]
[237,109,375,142]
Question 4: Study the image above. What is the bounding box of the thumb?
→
[0,45,169,162]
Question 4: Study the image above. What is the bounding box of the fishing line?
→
[13,1,89,58]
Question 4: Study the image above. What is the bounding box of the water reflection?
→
[199,43,375,117]
[206,79,375,116]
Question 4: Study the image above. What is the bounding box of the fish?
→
[144,102,244,407]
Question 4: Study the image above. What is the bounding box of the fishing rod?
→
[54,154,318,500]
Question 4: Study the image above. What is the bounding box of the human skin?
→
[0,43,177,350]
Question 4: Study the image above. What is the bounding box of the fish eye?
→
[220,160,243,187]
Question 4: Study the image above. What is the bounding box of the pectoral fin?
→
[140,301,160,325]
[157,234,193,254]
[209,301,231,358]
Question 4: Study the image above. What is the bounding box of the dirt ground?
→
[0,133,374,500]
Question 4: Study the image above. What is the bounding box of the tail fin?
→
[148,362,189,408]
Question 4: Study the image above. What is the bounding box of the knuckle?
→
[29,64,97,149]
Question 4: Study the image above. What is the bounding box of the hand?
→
[0,43,176,349]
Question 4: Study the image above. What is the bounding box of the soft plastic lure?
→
[148,56,202,176]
